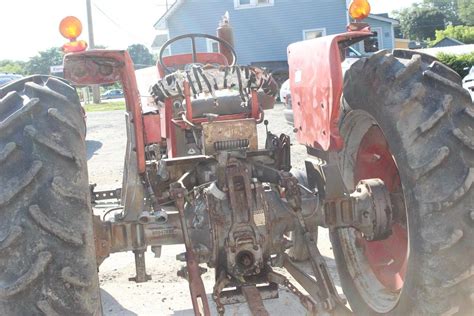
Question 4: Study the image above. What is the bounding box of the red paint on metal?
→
[143,114,162,145]
[62,40,88,53]
[162,78,261,157]
[355,126,408,291]
[157,53,229,78]
[287,31,371,151]
[251,90,259,119]
[64,50,146,173]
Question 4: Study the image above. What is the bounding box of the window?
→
[234,0,274,9]
[207,39,219,53]
[303,28,326,40]
[363,27,382,53]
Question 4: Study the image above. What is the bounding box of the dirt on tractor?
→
[0,1,472,315]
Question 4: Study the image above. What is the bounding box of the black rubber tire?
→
[0,76,101,315]
[332,50,474,315]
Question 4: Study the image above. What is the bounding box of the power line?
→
[92,2,151,44]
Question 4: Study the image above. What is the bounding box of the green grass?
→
[83,101,125,112]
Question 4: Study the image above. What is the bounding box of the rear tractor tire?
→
[333,51,473,314]
[0,76,101,315]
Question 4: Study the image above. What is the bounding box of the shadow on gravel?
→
[101,289,137,316]
[86,140,103,160]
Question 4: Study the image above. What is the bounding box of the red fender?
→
[288,31,371,151]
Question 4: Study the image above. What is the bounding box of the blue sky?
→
[0,0,418,61]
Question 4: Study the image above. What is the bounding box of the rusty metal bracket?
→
[128,249,151,283]
[323,178,393,241]
[279,171,348,313]
[171,185,211,316]
[267,270,318,315]
[90,184,122,204]
[241,285,269,316]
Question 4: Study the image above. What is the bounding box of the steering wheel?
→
[158,33,237,74]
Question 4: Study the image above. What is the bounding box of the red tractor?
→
[1,1,472,315]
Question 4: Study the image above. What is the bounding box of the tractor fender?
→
[287,31,371,152]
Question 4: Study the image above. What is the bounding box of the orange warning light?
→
[349,0,371,21]
[59,16,83,41]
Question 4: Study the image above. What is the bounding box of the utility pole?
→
[86,0,101,104]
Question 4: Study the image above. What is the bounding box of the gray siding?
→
[166,0,348,65]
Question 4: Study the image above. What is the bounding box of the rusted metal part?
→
[219,283,278,305]
[213,271,231,315]
[323,178,393,241]
[121,112,147,221]
[241,285,269,316]
[171,186,211,316]
[143,113,162,145]
[90,187,122,204]
[64,50,146,173]
[92,215,111,267]
[216,13,235,65]
[265,132,291,171]
[282,254,321,303]
[278,172,347,312]
[102,213,183,255]
[128,249,151,283]
[225,159,264,277]
[267,271,318,315]
[202,119,258,155]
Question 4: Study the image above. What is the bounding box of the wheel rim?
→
[355,125,408,293]
[338,116,409,313]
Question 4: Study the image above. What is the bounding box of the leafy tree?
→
[24,47,63,75]
[396,6,446,40]
[127,44,155,69]
[437,52,474,77]
[432,25,474,45]
[423,0,461,25]
[458,0,474,25]
[0,60,26,74]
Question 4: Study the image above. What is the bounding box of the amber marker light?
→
[59,16,83,40]
[349,0,371,21]
[59,16,87,53]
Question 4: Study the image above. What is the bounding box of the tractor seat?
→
[190,90,275,119]
[190,90,250,118]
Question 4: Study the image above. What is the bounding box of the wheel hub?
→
[355,126,408,292]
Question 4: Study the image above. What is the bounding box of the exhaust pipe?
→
[217,11,235,65]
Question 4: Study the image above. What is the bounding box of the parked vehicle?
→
[0,73,22,86]
[1,2,472,315]
[463,66,474,101]
[101,88,124,99]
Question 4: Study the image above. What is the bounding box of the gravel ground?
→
[86,104,343,315]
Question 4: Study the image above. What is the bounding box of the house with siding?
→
[153,0,398,77]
